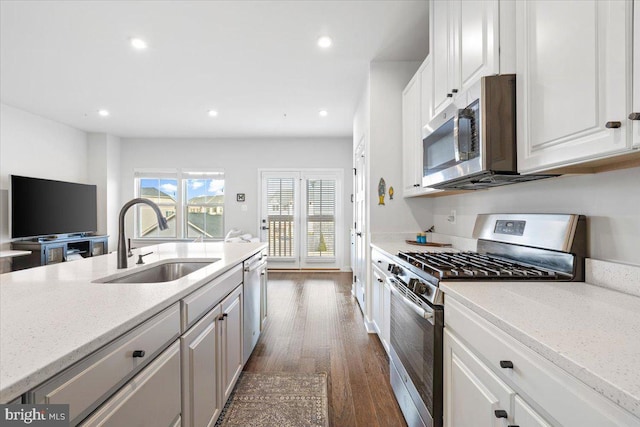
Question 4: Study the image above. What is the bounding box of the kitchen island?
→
[0,241,266,408]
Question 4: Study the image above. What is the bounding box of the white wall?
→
[87,133,121,249]
[426,166,640,266]
[0,103,89,252]
[367,61,434,234]
[119,137,353,269]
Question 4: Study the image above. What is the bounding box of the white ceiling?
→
[0,1,428,139]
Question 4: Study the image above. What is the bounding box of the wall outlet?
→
[447,209,457,224]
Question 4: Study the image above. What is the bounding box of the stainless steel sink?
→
[95,259,220,283]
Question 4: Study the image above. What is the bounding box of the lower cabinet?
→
[444,329,518,427]
[221,286,243,403]
[182,284,243,427]
[81,341,182,427]
[181,306,222,427]
[444,296,640,427]
[371,249,392,354]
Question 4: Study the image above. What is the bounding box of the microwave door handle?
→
[453,113,462,162]
[458,108,479,157]
[387,277,434,321]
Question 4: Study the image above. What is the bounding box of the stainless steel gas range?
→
[384,214,587,427]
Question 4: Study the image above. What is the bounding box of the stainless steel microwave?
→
[422,74,554,190]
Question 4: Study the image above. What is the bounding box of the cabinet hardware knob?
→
[132,350,146,358]
[629,112,640,120]
[378,278,383,283]
[494,410,508,419]
[500,360,514,369]
[451,89,458,93]
[605,121,622,129]
[356,232,362,237]
[377,260,382,263]
[447,93,453,98]
[414,184,421,187]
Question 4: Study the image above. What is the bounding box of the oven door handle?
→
[387,277,434,321]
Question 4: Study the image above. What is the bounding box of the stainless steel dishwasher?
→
[243,250,267,365]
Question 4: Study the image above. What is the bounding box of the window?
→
[136,177,178,238]
[184,173,225,239]
[134,171,225,240]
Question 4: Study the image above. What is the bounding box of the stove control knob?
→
[408,278,419,291]
[415,282,428,295]
[391,265,402,275]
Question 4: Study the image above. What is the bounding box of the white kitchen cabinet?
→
[445,296,640,427]
[402,56,444,198]
[633,0,640,148]
[381,275,390,354]
[181,306,222,427]
[431,0,500,120]
[81,341,182,427]
[370,250,392,354]
[28,303,181,425]
[512,396,552,427]
[516,0,634,173]
[402,74,422,196]
[371,264,384,335]
[221,286,243,403]
[444,329,515,427]
[182,284,243,427]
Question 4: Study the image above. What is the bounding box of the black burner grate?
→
[398,251,568,280]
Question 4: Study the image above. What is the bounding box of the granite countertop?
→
[440,280,640,419]
[0,241,266,403]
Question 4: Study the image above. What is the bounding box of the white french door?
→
[260,170,342,269]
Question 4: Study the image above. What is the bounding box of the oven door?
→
[422,99,482,188]
[388,277,443,427]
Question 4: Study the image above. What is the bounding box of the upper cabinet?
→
[402,74,422,196]
[516,0,637,173]
[430,0,500,120]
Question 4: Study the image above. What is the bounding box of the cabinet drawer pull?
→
[132,350,146,358]
[629,112,640,120]
[451,89,458,93]
[494,410,508,419]
[605,121,621,128]
[377,278,383,283]
[447,93,453,98]
[500,360,514,369]
[508,425,520,427]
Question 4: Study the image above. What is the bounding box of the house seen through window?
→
[135,172,225,239]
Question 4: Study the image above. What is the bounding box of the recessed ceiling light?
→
[98,109,110,117]
[317,36,332,49]
[319,110,328,117]
[208,110,218,117]
[130,38,148,50]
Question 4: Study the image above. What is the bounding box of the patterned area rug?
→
[215,372,329,427]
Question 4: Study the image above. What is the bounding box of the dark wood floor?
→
[244,271,407,427]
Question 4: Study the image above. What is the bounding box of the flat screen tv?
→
[11,175,97,239]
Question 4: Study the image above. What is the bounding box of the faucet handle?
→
[127,238,133,258]
[136,252,153,265]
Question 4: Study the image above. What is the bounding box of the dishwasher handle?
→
[245,257,267,273]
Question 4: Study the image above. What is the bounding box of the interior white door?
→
[260,172,301,268]
[353,141,366,309]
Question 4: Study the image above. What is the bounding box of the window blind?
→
[266,178,296,258]
[306,179,336,258]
